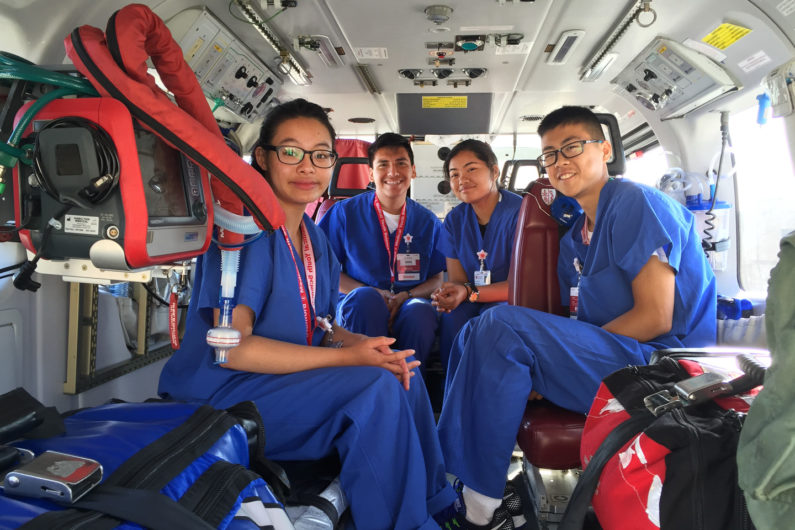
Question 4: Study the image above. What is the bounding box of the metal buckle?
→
[643,390,683,416]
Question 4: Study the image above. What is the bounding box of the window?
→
[623,146,669,187]
[731,106,795,293]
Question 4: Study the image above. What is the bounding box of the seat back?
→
[309,139,371,222]
[508,178,565,315]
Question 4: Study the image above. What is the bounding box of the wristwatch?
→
[465,282,479,303]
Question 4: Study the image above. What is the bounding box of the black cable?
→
[0,260,25,274]
[32,117,120,207]
[13,203,71,291]
[738,353,767,384]
[142,281,189,309]
[702,112,732,255]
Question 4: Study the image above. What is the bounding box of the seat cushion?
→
[516,400,585,470]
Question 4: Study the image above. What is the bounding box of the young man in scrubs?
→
[438,106,716,529]
[319,133,445,370]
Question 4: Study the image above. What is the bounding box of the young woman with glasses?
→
[159,98,462,529]
[430,139,523,372]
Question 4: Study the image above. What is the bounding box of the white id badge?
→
[473,270,491,286]
[397,253,421,281]
[569,286,579,319]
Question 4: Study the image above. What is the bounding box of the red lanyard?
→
[281,221,317,345]
[581,219,591,246]
[373,195,407,288]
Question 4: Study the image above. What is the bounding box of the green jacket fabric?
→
[737,231,795,529]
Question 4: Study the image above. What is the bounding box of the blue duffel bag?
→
[0,389,293,530]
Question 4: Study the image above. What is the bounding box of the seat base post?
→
[522,457,581,528]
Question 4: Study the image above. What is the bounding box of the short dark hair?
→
[537,106,605,141]
[443,139,499,180]
[251,98,336,178]
[368,132,414,167]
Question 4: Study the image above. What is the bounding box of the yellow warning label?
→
[702,23,752,50]
[422,96,468,109]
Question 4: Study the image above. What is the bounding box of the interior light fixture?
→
[546,30,585,65]
[296,35,344,68]
[462,68,486,79]
[232,0,311,86]
[277,55,311,86]
[353,65,382,94]
[399,69,423,80]
[580,53,618,82]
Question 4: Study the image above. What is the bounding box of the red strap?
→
[581,219,591,246]
[169,291,179,350]
[281,221,317,345]
[372,195,406,288]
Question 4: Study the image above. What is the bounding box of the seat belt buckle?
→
[2,450,102,503]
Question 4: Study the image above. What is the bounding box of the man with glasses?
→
[438,106,716,529]
[319,133,445,372]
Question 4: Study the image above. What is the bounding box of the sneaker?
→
[461,504,515,530]
[502,481,526,529]
[434,503,465,530]
[434,480,466,530]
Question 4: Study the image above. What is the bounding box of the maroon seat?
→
[311,138,371,222]
[508,178,585,469]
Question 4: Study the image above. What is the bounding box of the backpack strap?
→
[559,412,656,530]
[19,486,215,530]
[0,388,64,444]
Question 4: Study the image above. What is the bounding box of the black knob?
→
[247,76,258,88]
[626,83,637,93]
[235,66,248,79]
[193,202,207,223]
[643,69,657,82]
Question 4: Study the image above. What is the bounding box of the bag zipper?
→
[672,407,705,530]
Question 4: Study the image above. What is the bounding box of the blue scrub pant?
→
[209,363,456,529]
[338,287,439,369]
[438,301,503,371]
[438,305,656,498]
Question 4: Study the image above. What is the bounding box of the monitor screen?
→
[135,129,190,219]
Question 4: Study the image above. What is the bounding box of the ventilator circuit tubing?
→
[206,204,264,363]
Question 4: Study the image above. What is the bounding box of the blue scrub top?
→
[557,178,716,348]
[439,189,523,282]
[318,190,445,292]
[158,216,340,402]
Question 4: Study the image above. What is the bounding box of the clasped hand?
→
[431,282,467,313]
[344,335,419,391]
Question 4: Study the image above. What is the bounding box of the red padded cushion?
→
[335,139,371,192]
[508,179,565,315]
[517,400,585,470]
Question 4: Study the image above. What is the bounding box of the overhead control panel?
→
[612,38,740,120]
[168,8,282,123]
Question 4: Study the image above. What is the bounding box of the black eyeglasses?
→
[263,145,338,168]
[537,139,603,168]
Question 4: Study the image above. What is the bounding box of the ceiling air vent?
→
[520,114,544,122]
[546,30,584,65]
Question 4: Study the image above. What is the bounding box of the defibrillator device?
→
[13,97,213,272]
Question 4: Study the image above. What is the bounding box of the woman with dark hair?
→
[431,139,523,370]
[159,98,461,529]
